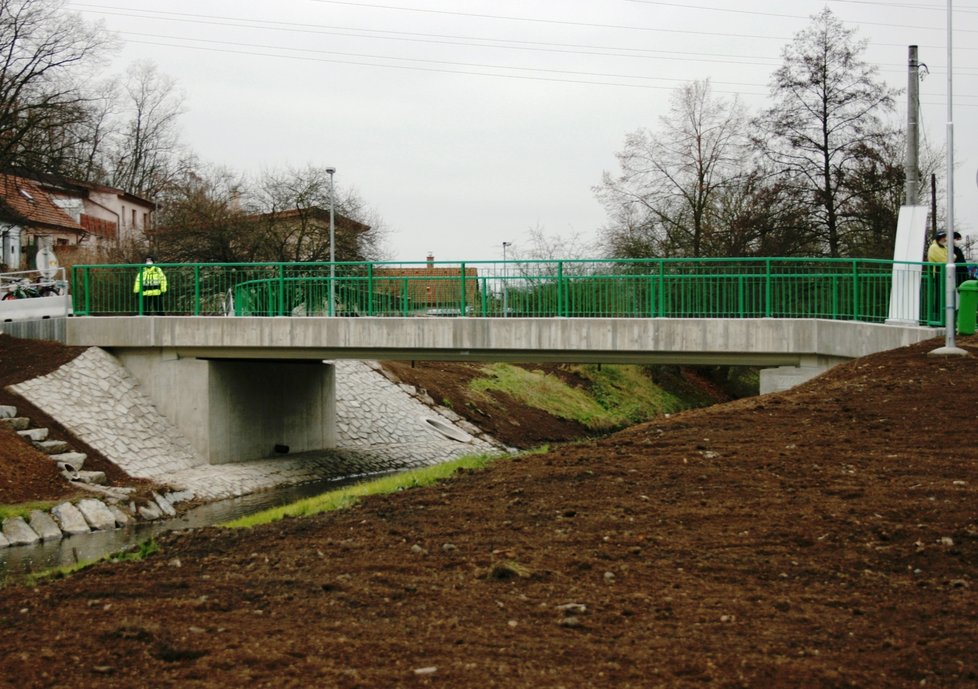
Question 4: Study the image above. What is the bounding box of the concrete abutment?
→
[115,349,336,464]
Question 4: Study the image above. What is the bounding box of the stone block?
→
[34,439,71,455]
[163,489,195,505]
[17,428,48,442]
[137,502,162,521]
[0,531,8,548]
[76,499,117,531]
[2,516,41,546]
[153,492,177,517]
[0,417,30,431]
[108,504,133,527]
[51,502,91,535]
[50,452,86,470]
[0,405,17,418]
[28,510,63,541]
[73,470,107,485]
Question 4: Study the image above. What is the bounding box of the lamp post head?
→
[325,167,336,175]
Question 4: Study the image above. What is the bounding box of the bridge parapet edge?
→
[64,317,940,366]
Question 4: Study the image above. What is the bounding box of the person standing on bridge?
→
[133,256,167,315]
[927,231,970,321]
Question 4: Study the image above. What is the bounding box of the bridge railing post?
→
[459,262,467,316]
[764,259,772,318]
[367,263,374,316]
[194,265,201,316]
[557,261,565,317]
[277,264,286,317]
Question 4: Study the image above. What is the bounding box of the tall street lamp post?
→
[930,0,967,357]
[502,241,511,317]
[326,167,336,317]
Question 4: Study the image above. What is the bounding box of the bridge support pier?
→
[114,349,335,464]
[758,355,847,395]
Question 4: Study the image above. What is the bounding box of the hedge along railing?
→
[70,257,961,325]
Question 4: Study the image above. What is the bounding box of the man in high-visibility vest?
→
[133,256,168,315]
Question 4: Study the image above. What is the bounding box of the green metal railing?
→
[70,257,965,326]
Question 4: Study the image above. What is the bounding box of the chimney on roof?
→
[426,252,434,269]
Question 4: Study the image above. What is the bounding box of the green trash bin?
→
[957,280,978,335]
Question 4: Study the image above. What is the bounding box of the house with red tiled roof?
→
[374,253,481,315]
[0,171,156,269]
[0,175,84,270]
[22,171,156,247]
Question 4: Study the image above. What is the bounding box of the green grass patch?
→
[221,451,508,529]
[570,364,688,423]
[468,363,686,431]
[0,501,59,521]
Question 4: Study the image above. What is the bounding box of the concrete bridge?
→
[47,315,937,466]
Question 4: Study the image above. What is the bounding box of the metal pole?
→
[327,167,336,317]
[502,241,511,317]
[945,1,956,348]
[906,45,920,206]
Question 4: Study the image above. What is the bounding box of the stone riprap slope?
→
[12,350,506,501]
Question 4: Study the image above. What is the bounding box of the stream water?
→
[0,472,387,584]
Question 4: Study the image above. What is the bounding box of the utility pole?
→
[906,45,921,205]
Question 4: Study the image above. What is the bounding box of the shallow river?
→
[0,473,385,584]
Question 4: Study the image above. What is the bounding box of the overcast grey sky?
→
[68,0,978,262]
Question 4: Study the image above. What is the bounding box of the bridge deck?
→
[65,316,940,366]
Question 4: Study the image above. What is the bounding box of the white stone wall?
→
[12,348,204,477]
[12,349,506,501]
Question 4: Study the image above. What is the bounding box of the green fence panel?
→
[69,257,936,326]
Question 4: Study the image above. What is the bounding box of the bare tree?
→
[0,0,115,171]
[755,8,898,257]
[506,224,597,278]
[711,168,820,257]
[251,165,387,263]
[152,165,256,263]
[596,79,749,258]
[156,164,389,264]
[108,60,188,199]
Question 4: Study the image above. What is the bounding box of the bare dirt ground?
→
[1,335,978,688]
[0,335,146,504]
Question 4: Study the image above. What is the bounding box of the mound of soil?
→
[0,335,144,503]
[381,361,594,448]
[381,361,733,449]
[1,336,976,688]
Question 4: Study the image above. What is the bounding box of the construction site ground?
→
[0,334,976,688]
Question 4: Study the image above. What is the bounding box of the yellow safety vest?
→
[133,265,168,296]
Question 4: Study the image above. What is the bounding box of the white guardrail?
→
[0,268,72,321]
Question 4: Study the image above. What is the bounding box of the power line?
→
[68,2,978,100]
[117,34,978,105]
[310,0,978,35]
[122,36,775,94]
[119,30,774,88]
[620,0,978,28]
[69,3,785,66]
[68,0,978,80]
[824,0,978,12]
